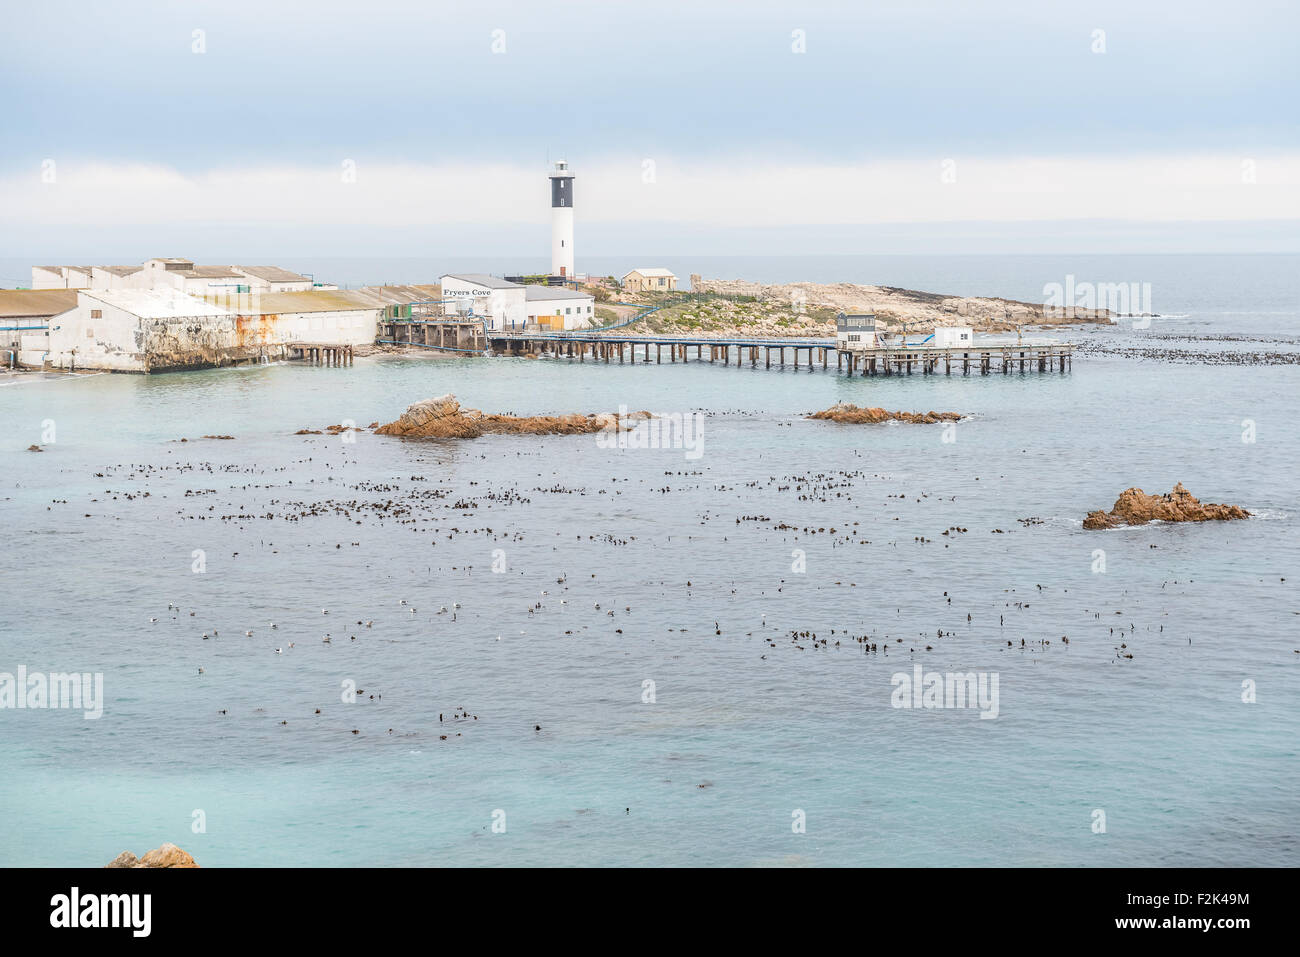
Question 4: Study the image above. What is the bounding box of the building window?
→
[90,309,102,318]
[86,328,95,338]
[658,278,665,286]
[565,308,571,314]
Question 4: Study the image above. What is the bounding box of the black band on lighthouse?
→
[550,177,573,208]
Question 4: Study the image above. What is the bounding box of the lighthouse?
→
[549,159,574,278]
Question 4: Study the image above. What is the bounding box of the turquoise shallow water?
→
[2,254,1298,866]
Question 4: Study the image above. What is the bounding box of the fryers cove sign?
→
[442,282,491,297]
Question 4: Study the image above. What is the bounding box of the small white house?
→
[622,268,677,293]
[933,326,974,348]
[835,312,877,350]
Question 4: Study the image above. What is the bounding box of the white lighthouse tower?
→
[549,159,574,278]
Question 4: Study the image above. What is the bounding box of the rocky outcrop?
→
[808,403,963,424]
[374,394,648,439]
[1083,483,1250,529]
[106,843,199,868]
[688,278,1110,333]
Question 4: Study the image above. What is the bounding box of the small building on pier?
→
[933,325,973,348]
[835,312,878,350]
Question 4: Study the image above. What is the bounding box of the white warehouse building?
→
[440,274,594,331]
[46,289,237,373]
[39,285,431,373]
[440,274,528,329]
[522,285,595,330]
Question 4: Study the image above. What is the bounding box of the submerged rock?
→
[106,843,199,868]
[807,403,963,424]
[375,394,642,439]
[1083,483,1250,529]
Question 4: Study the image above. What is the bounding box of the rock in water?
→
[807,403,963,424]
[106,843,199,868]
[375,394,484,438]
[1083,483,1250,529]
[374,394,631,438]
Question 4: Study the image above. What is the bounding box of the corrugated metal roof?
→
[625,268,676,278]
[246,290,373,314]
[234,265,310,283]
[82,289,231,319]
[95,265,143,276]
[524,285,594,301]
[442,274,521,290]
[348,284,443,306]
[238,285,442,315]
[0,288,79,318]
[177,266,242,279]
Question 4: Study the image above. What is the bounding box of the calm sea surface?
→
[2,254,1297,866]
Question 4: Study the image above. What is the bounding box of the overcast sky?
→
[2,0,1296,257]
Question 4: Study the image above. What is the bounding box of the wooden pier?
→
[291,343,355,366]
[837,343,1073,375]
[371,321,1075,376]
[480,332,1074,376]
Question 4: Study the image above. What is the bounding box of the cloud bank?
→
[7,153,1297,231]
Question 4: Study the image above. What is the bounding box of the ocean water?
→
[1,254,1297,867]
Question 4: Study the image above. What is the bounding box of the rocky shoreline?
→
[644,277,1113,337]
